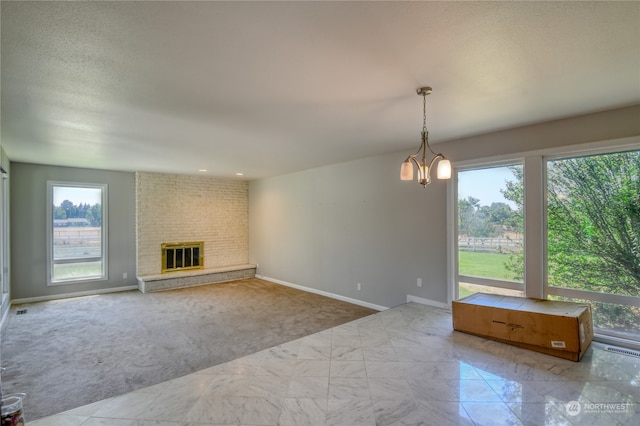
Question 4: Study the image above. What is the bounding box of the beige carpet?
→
[0,278,377,421]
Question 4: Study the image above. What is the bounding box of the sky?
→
[53,186,102,206]
[458,166,518,209]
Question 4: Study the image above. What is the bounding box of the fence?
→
[53,227,101,244]
[458,237,523,253]
[53,227,102,259]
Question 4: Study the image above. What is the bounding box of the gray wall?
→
[10,163,136,300]
[7,104,639,304]
[249,104,640,309]
[250,153,450,309]
[445,105,640,162]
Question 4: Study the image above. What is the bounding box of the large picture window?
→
[453,142,640,349]
[456,164,524,299]
[47,182,108,285]
[546,150,640,343]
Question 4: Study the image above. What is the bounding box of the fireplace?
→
[161,242,204,273]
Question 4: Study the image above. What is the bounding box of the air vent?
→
[16,309,27,315]
[605,345,640,358]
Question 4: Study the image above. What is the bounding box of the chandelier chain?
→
[422,92,427,134]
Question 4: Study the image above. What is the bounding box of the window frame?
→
[1,171,8,300]
[453,159,525,300]
[450,136,640,349]
[46,181,108,286]
[543,148,640,345]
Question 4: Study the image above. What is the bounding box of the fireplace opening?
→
[162,242,204,273]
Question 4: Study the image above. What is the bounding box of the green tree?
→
[501,166,525,280]
[77,203,90,219]
[459,197,519,239]
[473,205,498,237]
[458,196,480,236]
[503,151,640,330]
[86,204,102,227]
[547,152,640,295]
[53,206,67,220]
[485,202,517,236]
[60,199,76,219]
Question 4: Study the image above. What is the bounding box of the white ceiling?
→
[2,1,639,179]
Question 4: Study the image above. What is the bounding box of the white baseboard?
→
[406,294,451,310]
[257,275,388,312]
[11,285,139,305]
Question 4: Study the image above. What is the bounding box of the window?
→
[47,182,107,285]
[453,141,640,349]
[545,150,640,344]
[456,164,524,299]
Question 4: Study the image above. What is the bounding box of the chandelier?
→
[400,87,451,187]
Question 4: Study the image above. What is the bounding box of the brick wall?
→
[136,172,248,276]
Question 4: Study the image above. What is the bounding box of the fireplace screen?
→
[161,242,204,273]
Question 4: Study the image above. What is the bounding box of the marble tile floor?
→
[30,302,639,425]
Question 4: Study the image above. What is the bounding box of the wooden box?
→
[452,293,593,361]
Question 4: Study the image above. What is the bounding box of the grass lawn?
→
[458,251,523,299]
[458,285,475,299]
[458,251,517,281]
[53,261,103,281]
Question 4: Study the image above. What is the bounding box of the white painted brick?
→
[135,172,249,276]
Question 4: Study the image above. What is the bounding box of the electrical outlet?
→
[123,272,128,280]
[357,283,362,291]
[417,278,422,287]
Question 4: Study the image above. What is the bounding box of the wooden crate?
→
[452,293,593,361]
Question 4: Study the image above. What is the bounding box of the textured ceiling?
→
[2,1,639,179]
